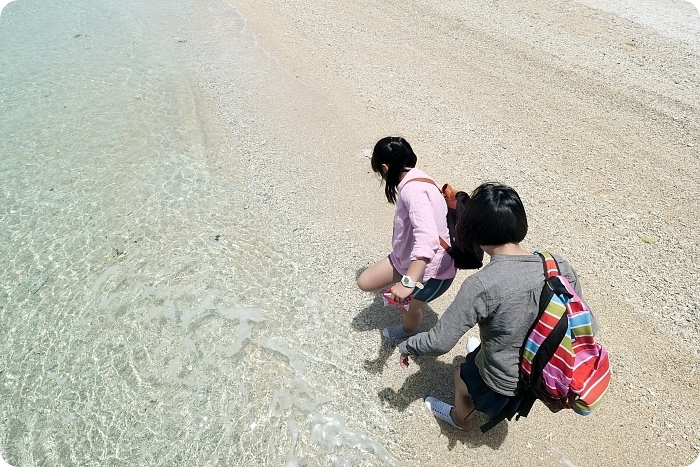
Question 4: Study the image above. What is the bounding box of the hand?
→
[400,353,410,369]
[390,283,414,300]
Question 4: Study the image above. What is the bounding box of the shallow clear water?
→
[0,0,398,465]
[4,0,696,465]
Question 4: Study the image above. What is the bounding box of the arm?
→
[390,258,427,300]
[398,276,487,356]
[390,186,440,300]
[404,185,441,264]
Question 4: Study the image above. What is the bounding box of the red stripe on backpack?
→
[480,251,611,432]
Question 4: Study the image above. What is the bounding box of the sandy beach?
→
[205,0,700,464]
[1,0,698,465]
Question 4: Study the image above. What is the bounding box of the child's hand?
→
[400,353,410,369]
[381,287,411,309]
[391,283,413,300]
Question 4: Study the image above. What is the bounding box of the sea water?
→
[2,0,698,465]
[0,0,399,465]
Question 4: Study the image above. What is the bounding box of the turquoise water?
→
[0,0,398,465]
[4,0,695,465]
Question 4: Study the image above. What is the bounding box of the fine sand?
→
[208,0,699,465]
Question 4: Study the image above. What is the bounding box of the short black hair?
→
[456,183,528,247]
[371,136,417,204]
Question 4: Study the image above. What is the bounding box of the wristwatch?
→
[401,275,424,290]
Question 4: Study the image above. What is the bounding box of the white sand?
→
[210,0,700,464]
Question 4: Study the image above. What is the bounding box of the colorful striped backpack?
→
[480,251,610,432]
[521,251,610,413]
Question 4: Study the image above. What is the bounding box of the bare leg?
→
[401,298,425,333]
[357,257,401,292]
[452,367,476,430]
[359,258,425,335]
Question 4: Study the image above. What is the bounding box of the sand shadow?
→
[351,290,440,375]
[377,355,508,449]
[351,269,508,448]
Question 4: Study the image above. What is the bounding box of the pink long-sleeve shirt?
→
[388,168,456,281]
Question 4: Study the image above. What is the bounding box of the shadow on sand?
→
[351,271,508,449]
[351,292,439,374]
[376,354,508,449]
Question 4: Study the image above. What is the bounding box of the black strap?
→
[514,389,537,420]
[480,389,534,433]
[480,412,507,433]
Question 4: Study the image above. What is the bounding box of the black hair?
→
[371,136,417,204]
[456,183,528,248]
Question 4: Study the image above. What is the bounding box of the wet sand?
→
[211,0,700,464]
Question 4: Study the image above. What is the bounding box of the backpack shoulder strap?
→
[402,177,451,252]
[403,177,440,189]
[534,250,560,279]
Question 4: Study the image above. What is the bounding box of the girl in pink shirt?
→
[357,137,456,340]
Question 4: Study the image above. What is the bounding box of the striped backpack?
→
[521,251,610,413]
[480,251,610,432]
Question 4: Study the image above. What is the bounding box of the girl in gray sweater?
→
[398,183,588,430]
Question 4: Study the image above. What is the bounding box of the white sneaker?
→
[424,396,463,430]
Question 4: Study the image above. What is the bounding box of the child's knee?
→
[356,273,373,292]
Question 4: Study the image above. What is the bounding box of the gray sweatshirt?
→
[398,253,588,396]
